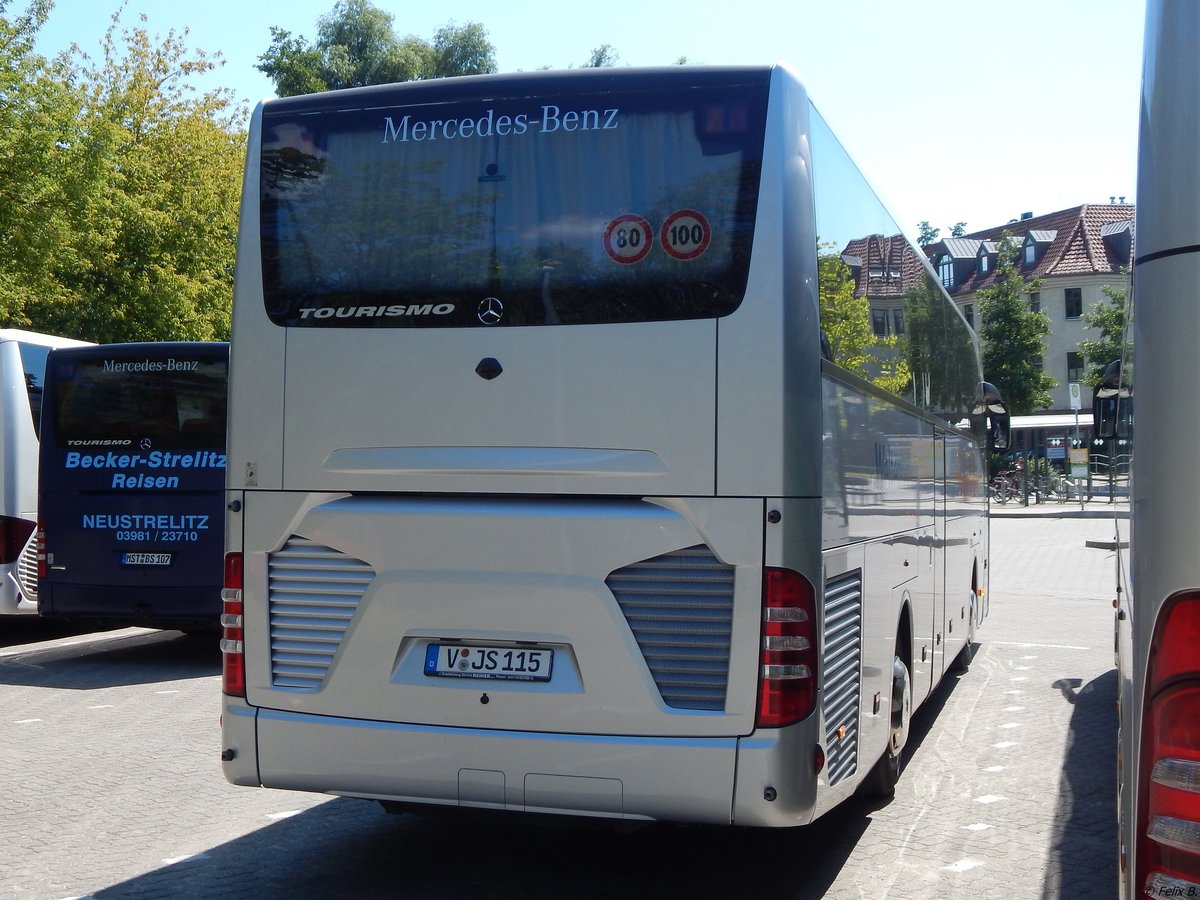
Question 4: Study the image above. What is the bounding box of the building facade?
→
[842,203,1133,414]
[924,203,1133,413]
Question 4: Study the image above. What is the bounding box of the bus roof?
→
[260,65,780,114]
[0,330,91,349]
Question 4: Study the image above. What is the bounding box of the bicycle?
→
[989,470,1020,503]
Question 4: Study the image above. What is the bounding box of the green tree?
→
[430,21,495,78]
[0,0,83,326]
[584,44,619,67]
[257,2,495,96]
[0,3,245,342]
[817,242,909,394]
[1077,278,1130,388]
[44,11,245,342]
[818,243,873,374]
[904,273,979,417]
[978,233,1055,413]
[916,220,968,247]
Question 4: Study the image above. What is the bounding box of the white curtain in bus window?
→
[259,87,766,326]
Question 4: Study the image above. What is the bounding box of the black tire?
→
[861,650,911,799]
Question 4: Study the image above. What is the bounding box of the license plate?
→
[424,643,553,682]
[122,553,172,566]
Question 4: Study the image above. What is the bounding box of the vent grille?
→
[606,545,735,711]
[16,533,37,602]
[823,569,863,785]
[267,537,374,691]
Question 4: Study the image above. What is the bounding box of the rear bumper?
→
[38,582,220,627]
[0,567,33,615]
[222,699,822,826]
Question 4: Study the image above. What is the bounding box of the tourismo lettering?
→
[382,105,619,144]
[297,304,455,319]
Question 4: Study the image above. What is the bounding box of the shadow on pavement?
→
[0,617,105,648]
[890,642,973,780]
[92,795,872,900]
[1041,668,1118,899]
[89,644,972,899]
[0,628,218,689]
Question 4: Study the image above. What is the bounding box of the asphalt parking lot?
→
[0,512,1123,899]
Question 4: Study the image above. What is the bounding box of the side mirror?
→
[1092,359,1131,440]
[1093,396,1118,439]
[990,416,1010,451]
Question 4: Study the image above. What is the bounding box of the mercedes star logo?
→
[477,297,504,325]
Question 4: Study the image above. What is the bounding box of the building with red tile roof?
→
[844,202,1133,414]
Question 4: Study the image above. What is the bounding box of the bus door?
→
[892,430,938,708]
[932,432,948,680]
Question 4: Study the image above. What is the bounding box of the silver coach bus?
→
[221,65,1007,827]
[1117,1,1200,894]
[0,329,91,616]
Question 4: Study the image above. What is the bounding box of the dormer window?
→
[1022,230,1057,267]
[938,254,955,289]
[978,252,989,275]
[1101,220,1133,266]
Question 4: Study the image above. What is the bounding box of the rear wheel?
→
[862,649,911,799]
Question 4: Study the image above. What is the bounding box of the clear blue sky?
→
[35,0,1146,237]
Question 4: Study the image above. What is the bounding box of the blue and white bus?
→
[37,342,228,630]
[221,66,1008,826]
[0,329,92,617]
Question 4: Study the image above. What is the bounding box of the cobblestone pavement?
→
[0,516,1121,899]
[810,515,1121,900]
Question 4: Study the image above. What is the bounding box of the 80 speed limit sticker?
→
[603,214,653,265]
[660,209,711,261]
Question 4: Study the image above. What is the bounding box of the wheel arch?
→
[896,597,914,675]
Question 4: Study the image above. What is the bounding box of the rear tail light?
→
[0,515,36,566]
[1138,593,1200,895]
[221,552,245,698]
[756,567,818,728]
[36,517,46,579]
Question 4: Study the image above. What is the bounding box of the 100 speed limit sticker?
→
[659,209,711,261]
[603,210,711,264]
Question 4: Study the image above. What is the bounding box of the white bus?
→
[0,329,91,616]
[221,65,1009,826]
[1117,1,1200,894]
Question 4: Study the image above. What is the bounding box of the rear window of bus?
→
[49,354,227,451]
[258,78,769,328]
